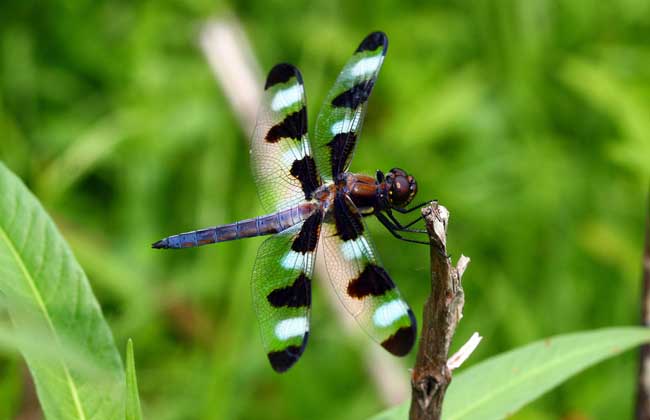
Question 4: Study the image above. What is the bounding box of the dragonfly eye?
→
[386,168,417,207]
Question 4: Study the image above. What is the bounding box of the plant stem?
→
[409,202,470,420]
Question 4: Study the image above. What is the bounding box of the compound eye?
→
[390,175,412,206]
[389,168,408,177]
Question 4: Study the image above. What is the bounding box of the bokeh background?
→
[1,1,650,419]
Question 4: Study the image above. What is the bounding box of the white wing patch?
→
[274,317,309,341]
[340,237,370,261]
[299,136,312,155]
[279,138,310,167]
[330,114,361,135]
[350,56,383,77]
[280,249,308,271]
[372,299,409,328]
[271,84,303,111]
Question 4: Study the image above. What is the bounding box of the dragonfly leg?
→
[385,209,427,233]
[392,201,433,214]
[402,216,425,229]
[375,212,430,245]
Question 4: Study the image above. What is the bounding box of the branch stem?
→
[409,202,471,420]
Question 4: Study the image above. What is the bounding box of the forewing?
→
[313,32,388,182]
[251,64,321,212]
[252,210,322,372]
[320,192,416,356]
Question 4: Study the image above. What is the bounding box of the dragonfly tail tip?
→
[152,239,168,249]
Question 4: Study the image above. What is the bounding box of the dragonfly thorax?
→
[336,173,379,214]
[335,169,418,214]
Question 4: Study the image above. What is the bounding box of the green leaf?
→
[125,339,143,420]
[369,327,650,420]
[0,162,124,419]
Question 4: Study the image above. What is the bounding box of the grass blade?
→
[126,339,143,420]
[0,162,124,419]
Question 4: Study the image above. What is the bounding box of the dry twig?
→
[410,202,473,420]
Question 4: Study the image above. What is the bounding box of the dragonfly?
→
[153,31,429,373]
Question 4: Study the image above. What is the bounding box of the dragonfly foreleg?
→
[392,201,432,214]
[374,212,430,245]
[385,209,427,233]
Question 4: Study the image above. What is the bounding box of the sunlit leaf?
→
[369,327,650,420]
[0,162,124,419]
[369,402,407,420]
[126,339,143,420]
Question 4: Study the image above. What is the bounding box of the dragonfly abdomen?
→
[152,203,317,249]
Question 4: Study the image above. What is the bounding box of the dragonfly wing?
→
[320,192,416,356]
[252,209,323,372]
[313,32,388,182]
[250,64,321,213]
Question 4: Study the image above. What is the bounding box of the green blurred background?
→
[1,0,649,419]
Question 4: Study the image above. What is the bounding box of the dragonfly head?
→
[385,168,417,208]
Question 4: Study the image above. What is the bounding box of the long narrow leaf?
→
[125,339,143,420]
[0,163,124,419]
[370,327,650,420]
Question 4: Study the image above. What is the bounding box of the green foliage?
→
[0,163,124,419]
[126,339,144,420]
[1,0,649,418]
[371,327,650,420]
